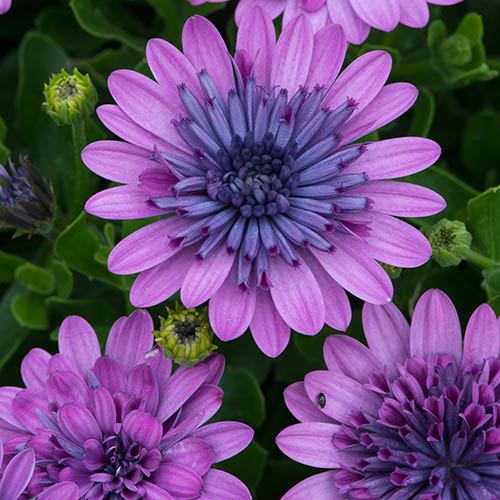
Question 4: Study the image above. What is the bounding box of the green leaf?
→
[427,20,447,50]
[15,262,56,295]
[54,212,124,288]
[11,291,49,330]
[51,260,74,299]
[0,251,25,283]
[484,266,500,296]
[409,88,435,138]
[16,31,75,212]
[217,441,267,493]
[215,367,265,428]
[456,13,483,46]
[467,186,500,261]
[0,284,28,369]
[70,0,145,52]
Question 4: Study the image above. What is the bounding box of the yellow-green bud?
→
[439,34,472,68]
[43,68,98,126]
[381,263,402,279]
[428,219,472,267]
[155,305,217,366]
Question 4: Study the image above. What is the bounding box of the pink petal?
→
[57,403,102,444]
[156,364,209,422]
[105,310,154,374]
[283,1,329,33]
[236,6,276,87]
[276,423,341,467]
[164,437,214,476]
[130,248,195,307]
[182,15,235,98]
[47,371,88,406]
[283,472,341,500]
[362,302,410,377]
[181,244,235,308]
[327,0,370,45]
[82,140,153,184]
[146,38,202,107]
[359,212,432,268]
[312,234,393,304]
[301,251,351,331]
[399,0,429,28]
[463,304,499,366]
[283,382,333,423]
[410,289,462,363]
[0,448,35,500]
[58,316,101,377]
[152,463,203,499]
[271,15,314,94]
[306,24,347,88]
[176,385,223,427]
[108,217,188,275]
[142,483,175,500]
[304,370,380,423]
[197,469,251,500]
[108,70,185,151]
[325,51,392,118]
[38,482,80,500]
[340,82,418,144]
[192,421,254,462]
[346,137,441,179]
[96,104,174,152]
[250,288,291,358]
[323,335,380,383]
[209,267,256,341]
[350,0,400,32]
[85,185,167,220]
[123,410,163,449]
[270,256,325,335]
[351,181,446,217]
[235,0,286,25]
[21,348,51,391]
[11,389,47,434]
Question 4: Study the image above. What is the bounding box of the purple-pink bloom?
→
[0,0,12,15]
[0,310,253,499]
[276,289,500,499]
[84,9,445,358]
[189,0,463,44]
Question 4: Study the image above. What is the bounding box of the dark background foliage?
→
[0,0,499,497]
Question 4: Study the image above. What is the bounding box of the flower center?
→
[174,317,201,343]
[102,435,142,478]
[330,356,500,498]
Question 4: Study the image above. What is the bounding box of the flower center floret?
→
[150,70,369,288]
[329,355,500,499]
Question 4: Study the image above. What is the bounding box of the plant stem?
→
[467,251,498,270]
[71,119,87,219]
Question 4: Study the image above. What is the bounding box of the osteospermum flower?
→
[189,0,463,44]
[277,289,500,499]
[84,9,445,357]
[0,310,253,499]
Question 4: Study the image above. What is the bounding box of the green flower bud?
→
[43,68,98,126]
[428,219,472,267]
[381,263,402,279]
[439,34,472,68]
[155,305,217,366]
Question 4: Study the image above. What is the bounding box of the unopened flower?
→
[0,156,53,233]
[0,310,253,499]
[0,0,11,15]
[277,289,500,499]
[428,218,472,267]
[43,68,98,126]
[189,0,464,44]
[156,305,217,365]
[84,9,444,357]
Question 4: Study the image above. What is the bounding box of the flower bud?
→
[43,68,98,126]
[428,219,472,267]
[155,305,217,365]
[381,263,402,279]
[439,34,472,68]
[0,156,54,234]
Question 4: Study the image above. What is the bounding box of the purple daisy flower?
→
[276,289,500,499]
[0,310,253,499]
[0,0,12,15]
[84,8,445,358]
[189,0,463,44]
